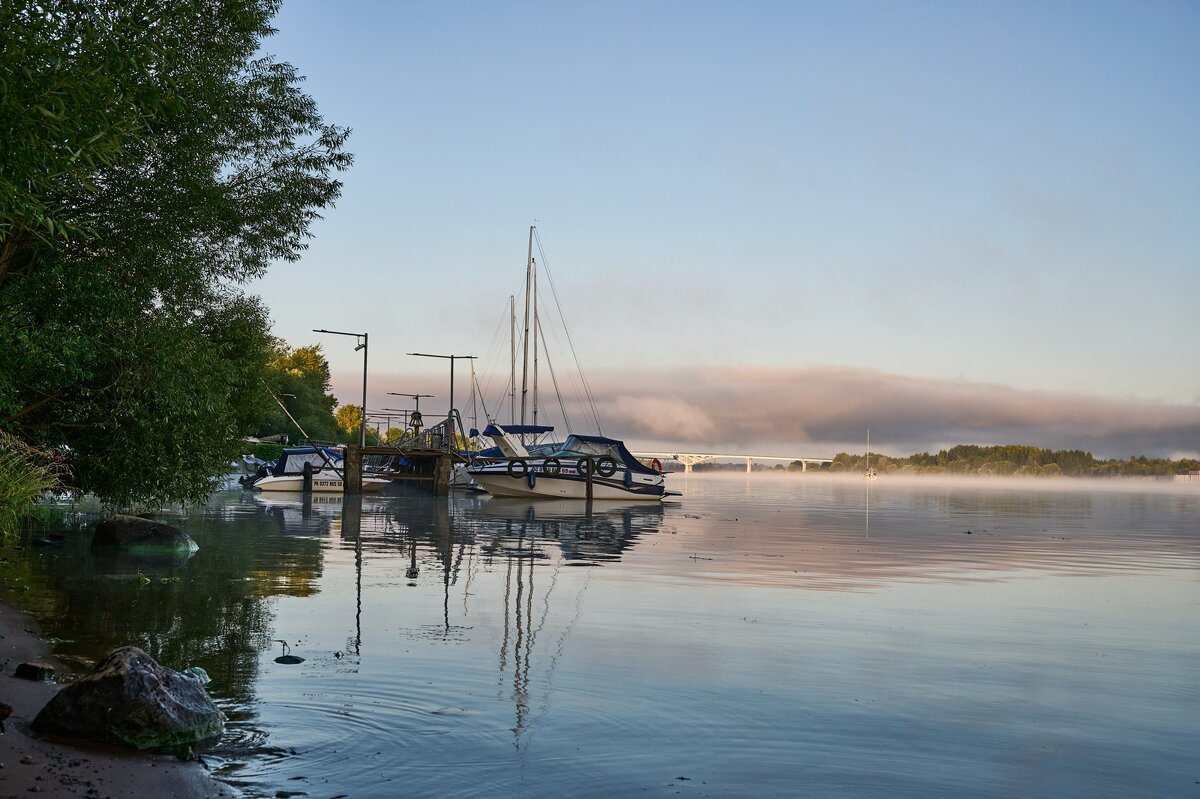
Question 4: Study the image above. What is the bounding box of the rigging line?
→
[261,381,343,478]
[536,321,574,433]
[476,300,514,414]
[532,230,604,435]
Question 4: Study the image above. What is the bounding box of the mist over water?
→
[11,474,1199,797]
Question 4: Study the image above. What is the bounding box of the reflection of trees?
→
[21,492,328,703]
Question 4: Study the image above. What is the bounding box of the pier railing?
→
[392,413,464,457]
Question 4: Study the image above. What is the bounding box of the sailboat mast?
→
[510,295,516,426]
[520,226,533,426]
[532,254,539,426]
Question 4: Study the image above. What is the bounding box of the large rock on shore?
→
[31,646,225,750]
[92,515,198,554]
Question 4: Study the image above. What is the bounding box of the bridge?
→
[632,451,834,473]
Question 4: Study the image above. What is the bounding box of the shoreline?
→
[0,600,234,799]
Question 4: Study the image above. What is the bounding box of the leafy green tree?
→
[0,0,351,506]
[251,343,342,443]
[335,405,364,438]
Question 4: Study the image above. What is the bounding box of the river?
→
[6,473,1198,797]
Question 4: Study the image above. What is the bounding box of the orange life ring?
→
[651,458,663,472]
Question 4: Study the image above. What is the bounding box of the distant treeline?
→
[685,445,1200,477]
[826,445,1200,477]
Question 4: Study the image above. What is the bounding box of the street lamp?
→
[406,354,475,416]
[314,328,368,448]
[387,392,433,430]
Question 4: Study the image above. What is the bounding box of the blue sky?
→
[249,1,1200,458]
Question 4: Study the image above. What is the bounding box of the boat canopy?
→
[480,424,555,436]
[554,435,658,475]
[271,447,343,476]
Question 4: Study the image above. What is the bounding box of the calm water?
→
[6,474,1198,798]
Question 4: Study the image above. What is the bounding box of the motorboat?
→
[240,446,390,493]
[466,431,669,501]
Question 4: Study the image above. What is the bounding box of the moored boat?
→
[467,432,668,501]
[240,446,390,493]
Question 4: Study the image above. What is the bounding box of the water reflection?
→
[5,479,1196,798]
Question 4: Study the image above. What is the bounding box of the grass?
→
[0,434,64,539]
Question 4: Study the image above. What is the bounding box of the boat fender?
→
[507,458,527,478]
[596,457,618,478]
[624,469,633,488]
[651,458,662,472]
[543,457,561,475]
[576,457,591,476]
[528,471,536,489]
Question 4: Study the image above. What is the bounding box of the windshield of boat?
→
[555,435,620,460]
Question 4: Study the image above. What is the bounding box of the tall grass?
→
[0,434,64,539]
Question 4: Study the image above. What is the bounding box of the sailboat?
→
[465,227,671,501]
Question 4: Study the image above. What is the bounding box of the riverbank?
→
[0,601,234,799]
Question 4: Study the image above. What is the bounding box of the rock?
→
[14,662,55,681]
[31,647,224,750]
[91,515,198,554]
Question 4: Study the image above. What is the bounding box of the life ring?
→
[596,457,618,477]
[576,457,591,476]
[507,458,527,478]
[651,458,662,472]
[543,457,561,475]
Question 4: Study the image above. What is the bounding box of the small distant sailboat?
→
[864,429,878,480]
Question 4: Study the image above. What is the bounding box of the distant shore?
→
[0,601,234,799]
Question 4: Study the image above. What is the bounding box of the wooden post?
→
[433,454,450,496]
[302,461,313,494]
[585,455,593,501]
[344,444,363,495]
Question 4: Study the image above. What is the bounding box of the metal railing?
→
[393,412,463,456]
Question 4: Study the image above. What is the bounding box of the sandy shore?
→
[0,601,235,799]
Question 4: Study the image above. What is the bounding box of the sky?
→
[248,0,1200,459]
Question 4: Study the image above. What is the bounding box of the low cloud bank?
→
[591,366,1200,459]
[336,365,1200,459]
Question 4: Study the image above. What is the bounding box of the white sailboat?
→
[465,228,672,501]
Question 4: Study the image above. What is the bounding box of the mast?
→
[532,254,539,426]
[509,294,516,426]
[520,227,533,426]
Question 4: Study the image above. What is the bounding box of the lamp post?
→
[406,354,475,417]
[387,392,433,431]
[314,328,369,448]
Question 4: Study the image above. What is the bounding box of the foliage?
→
[335,404,364,437]
[0,434,63,537]
[249,343,342,443]
[0,0,351,506]
[250,443,284,462]
[821,445,1200,478]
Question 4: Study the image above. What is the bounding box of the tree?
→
[252,343,342,443]
[0,0,351,506]
[335,405,364,438]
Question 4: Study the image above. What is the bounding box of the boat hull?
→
[467,462,665,501]
[253,475,390,493]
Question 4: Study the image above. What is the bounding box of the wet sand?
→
[0,602,234,799]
